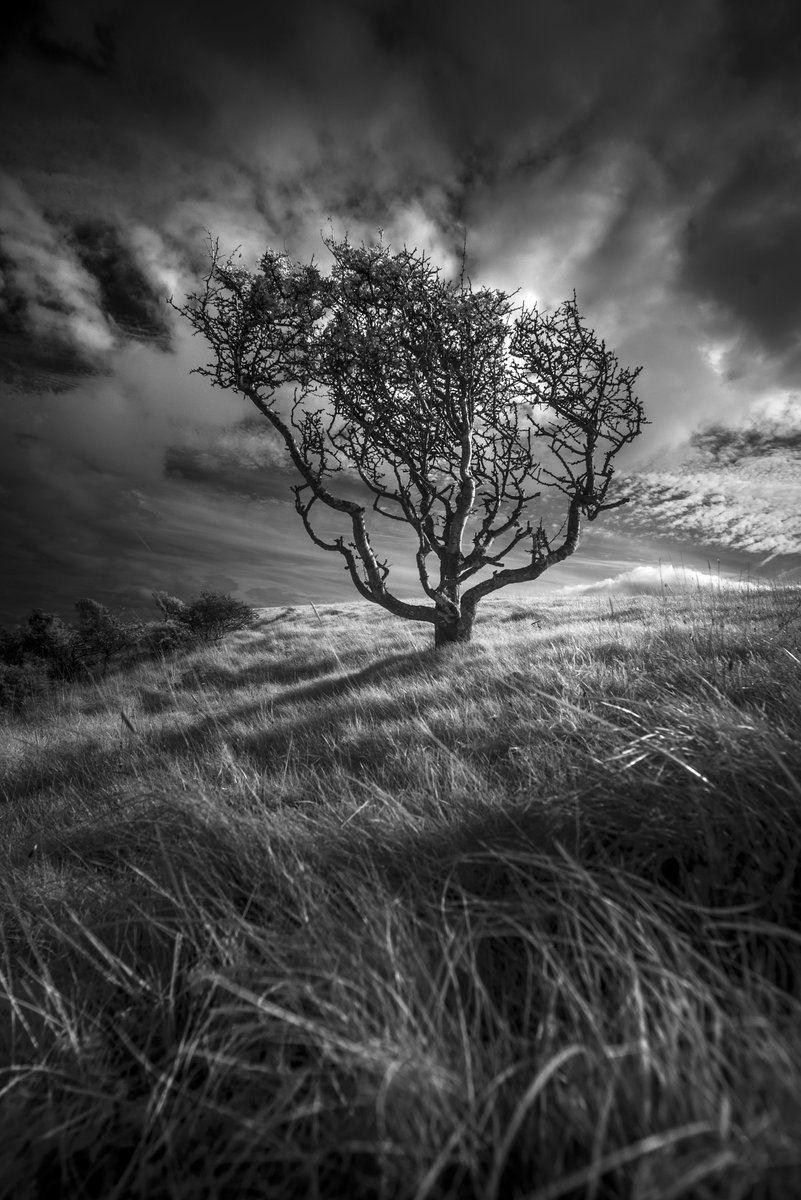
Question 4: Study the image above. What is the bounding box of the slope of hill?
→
[2,586,801,1198]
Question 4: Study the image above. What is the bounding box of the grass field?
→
[2,582,801,1199]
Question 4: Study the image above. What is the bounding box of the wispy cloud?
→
[613,393,801,561]
[562,563,766,596]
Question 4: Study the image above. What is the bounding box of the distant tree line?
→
[0,590,256,713]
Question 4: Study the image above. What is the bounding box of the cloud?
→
[679,139,801,389]
[69,217,172,343]
[5,0,117,74]
[612,392,801,561]
[616,468,801,559]
[2,1,797,399]
[562,563,766,596]
[0,174,182,397]
[691,394,801,461]
[164,422,294,505]
[0,173,115,366]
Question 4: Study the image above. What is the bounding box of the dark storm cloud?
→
[0,1,718,244]
[348,0,801,396]
[0,175,175,393]
[680,139,801,384]
[70,218,172,344]
[721,0,801,87]
[691,419,801,464]
[1,0,116,71]
[368,0,711,153]
[5,0,797,357]
[669,0,801,386]
[0,327,102,392]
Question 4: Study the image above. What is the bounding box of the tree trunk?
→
[434,554,477,648]
[434,605,475,648]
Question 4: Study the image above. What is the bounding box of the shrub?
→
[137,619,194,656]
[152,591,189,623]
[19,610,82,679]
[75,598,140,674]
[182,591,257,641]
[151,590,256,643]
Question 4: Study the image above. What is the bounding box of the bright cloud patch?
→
[562,563,765,596]
[619,463,801,557]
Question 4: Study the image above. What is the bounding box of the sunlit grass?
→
[2,583,801,1197]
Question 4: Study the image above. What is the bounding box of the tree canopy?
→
[176,234,646,646]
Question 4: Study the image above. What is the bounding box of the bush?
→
[152,591,188,623]
[19,610,82,680]
[0,613,83,706]
[0,590,257,702]
[152,590,256,642]
[75,598,140,674]
[137,619,194,656]
[182,591,257,641]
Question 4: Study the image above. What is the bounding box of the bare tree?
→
[175,234,646,647]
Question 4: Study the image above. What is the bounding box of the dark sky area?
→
[2,0,801,623]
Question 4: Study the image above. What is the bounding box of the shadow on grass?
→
[327,774,801,909]
[177,643,374,691]
[164,647,433,734]
[7,793,284,923]
[0,734,121,805]
[0,649,439,804]
[15,760,800,997]
[5,723,801,1200]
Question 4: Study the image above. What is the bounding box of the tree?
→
[152,589,256,642]
[181,591,257,641]
[175,235,646,647]
[152,591,189,623]
[75,598,138,674]
[20,609,81,678]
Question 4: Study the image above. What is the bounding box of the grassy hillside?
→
[2,584,801,1199]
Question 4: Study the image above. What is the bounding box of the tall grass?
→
[1,584,800,1198]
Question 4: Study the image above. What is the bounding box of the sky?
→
[2,0,801,625]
